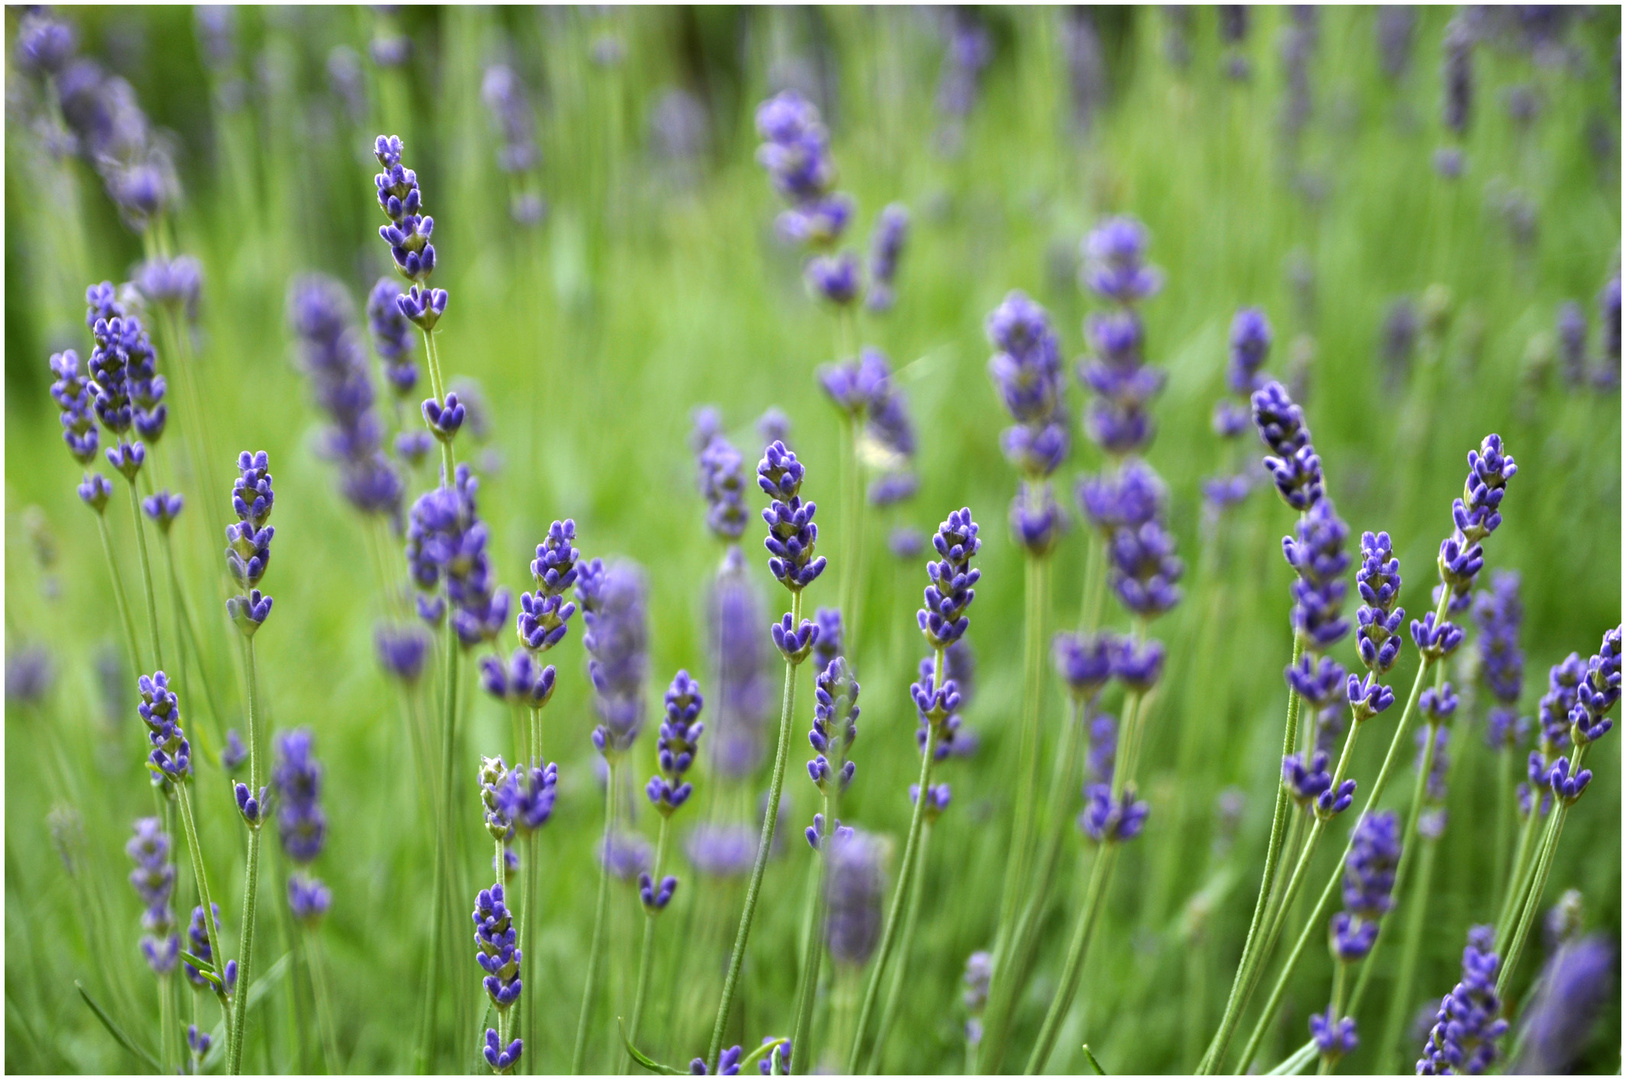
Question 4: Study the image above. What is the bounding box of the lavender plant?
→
[707,441,826,1071]
[847,507,979,1072]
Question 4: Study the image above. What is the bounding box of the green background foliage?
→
[5,6,1620,1074]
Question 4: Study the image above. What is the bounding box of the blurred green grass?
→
[5,5,1621,1074]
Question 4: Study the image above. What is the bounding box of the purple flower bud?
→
[1079,782,1149,843]
[1309,1008,1358,1060]
[1417,926,1509,1074]
[918,508,980,649]
[78,471,114,513]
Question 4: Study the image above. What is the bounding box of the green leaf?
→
[618,1017,684,1075]
[202,950,293,1069]
[179,951,223,989]
[740,1036,788,1073]
[1266,1040,1319,1076]
[75,981,162,1073]
[1081,1043,1106,1075]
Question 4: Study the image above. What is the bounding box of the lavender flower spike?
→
[825,829,885,967]
[918,509,981,650]
[647,671,705,815]
[1282,497,1351,650]
[127,817,179,973]
[1417,926,1508,1074]
[225,450,276,636]
[1251,381,1323,511]
[758,441,827,593]
[516,519,579,654]
[1329,810,1400,961]
[808,657,860,798]
[583,561,650,758]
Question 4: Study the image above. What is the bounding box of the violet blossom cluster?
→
[127,817,179,974]
[580,560,651,757]
[273,729,330,923]
[1204,308,1272,513]
[289,275,403,516]
[1417,926,1507,1074]
[986,291,1068,555]
[820,348,919,511]
[1078,215,1164,457]
[405,465,510,646]
[754,90,859,305]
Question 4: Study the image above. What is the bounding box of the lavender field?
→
[4,5,1622,1075]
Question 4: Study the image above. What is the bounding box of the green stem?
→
[304,928,342,1074]
[1226,816,1329,1073]
[839,412,863,659]
[160,971,175,1074]
[1198,634,1306,1074]
[999,554,1049,954]
[846,670,940,1075]
[573,759,619,1073]
[1492,746,1513,914]
[1346,712,1446,1019]
[866,818,933,1073]
[1234,601,1446,1073]
[1494,793,1545,945]
[421,329,456,483]
[1497,742,1589,998]
[1375,831,1438,1072]
[1234,867,1340,1074]
[174,785,232,1044]
[1024,842,1119,1074]
[978,693,1087,1073]
[96,510,145,676]
[229,638,263,1075]
[522,830,539,1077]
[1316,963,1348,1075]
[126,477,164,671]
[706,590,806,1070]
[791,788,835,1073]
[625,815,671,1071]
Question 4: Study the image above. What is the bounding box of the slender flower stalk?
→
[707,442,827,1071]
[867,785,948,1072]
[1496,626,1620,997]
[625,672,705,1067]
[984,290,1067,974]
[791,656,860,1070]
[847,508,979,1074]
[1199,380,1331,1074]
[222,450,276,1075]
[573,560,650,1072]
[372,134,454,483]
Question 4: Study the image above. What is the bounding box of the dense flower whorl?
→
[1568,625,1623,747]
[1329,810,1400,961]
[695,429,751,542]
[866,203,909,312]
[49,350,100,464]
[288,274,402,515]
[516,519,579,654]
[373,134,437,284]
[1079,782,1149,843]
[138,670,192,784]
[1310,1008,1358,1061]
[365,277,419,399]
[85,284,167,448]
[1078,458,1165,536]
[825,829,884,967]
[224,449,276,633]
[406,465,510,646]
[708,549,772,779]
[758,441,826,592]
[1053,631,1114,700]
[1283,497,1351,650]
[1437,434,1517,605]
[1252,380,1322,511]
[918,508,981,649]
[1418,926,1508,1075]
[987,290,1069,476]
[1355,530,1405,676]
[647,670,705,815]
[809,656,859,795]
[472,882,521,1010]
[582,561,650,757]
[1083,215,1163,304]
[1473,570,1523,710]
[127,817,178,974]
[272,728,326,864]
[1107,513,1182,618]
